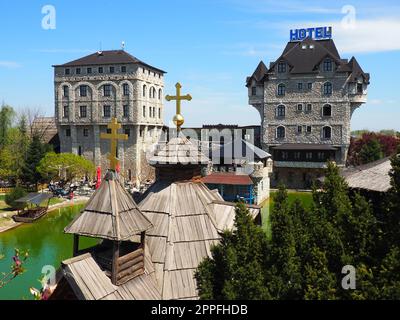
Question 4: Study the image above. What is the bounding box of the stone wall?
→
[55,61,164,185]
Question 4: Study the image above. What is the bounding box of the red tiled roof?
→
[202,172,253,185]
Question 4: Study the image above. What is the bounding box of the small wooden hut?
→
[12,192,52,223]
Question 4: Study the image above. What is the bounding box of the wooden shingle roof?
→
[342,157,392,192]
[65,171,152,241]
[61,252,161,300]
[138,180,260,299]
[149,135,210,166]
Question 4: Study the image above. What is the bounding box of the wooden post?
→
[73,235,79,257]
[140,231,145,253]
[111,241,120,285]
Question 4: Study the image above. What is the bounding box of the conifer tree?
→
[267,185,302,299]
[195,202,270,300]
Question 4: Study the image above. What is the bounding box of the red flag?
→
[95,166,101,189]
[116,162,121,174]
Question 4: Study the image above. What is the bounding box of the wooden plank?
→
[118,248,143,265]
[119,255,144,272]
[117,262,144,280]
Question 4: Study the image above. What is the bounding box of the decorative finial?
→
[100,117,128,171]
[165,82,192,131]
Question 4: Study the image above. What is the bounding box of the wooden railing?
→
[116,248,144,284]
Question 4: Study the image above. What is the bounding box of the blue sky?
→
[1,0,399,130]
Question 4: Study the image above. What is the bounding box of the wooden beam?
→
[140,231,146,253]
[111,241,120,285]
[73,235,79,257]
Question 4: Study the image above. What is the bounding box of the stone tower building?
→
[247,37,369,188]
[53,50,165,183]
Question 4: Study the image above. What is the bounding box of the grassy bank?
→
[261,190,313,239]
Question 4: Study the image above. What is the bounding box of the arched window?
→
[143,84,146,97]
[158,108,161,118]
[153,87,156,99]
[149,87,153,98]
[277,83,286,96]
[276,126,285,139]
[276,105,286,117]
[143,105,146,117]
[322,104,332,117]
[323,82,332,95]
[322,126,332,139]
[149,106,152,118]
[158,89,162,100]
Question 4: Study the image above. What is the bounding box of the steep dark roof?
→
[347,56,370,83]
[247,38,369,84]
[53,50,166,73]
[273,38,342,74]
[246,61,268,85]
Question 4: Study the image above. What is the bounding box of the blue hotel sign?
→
[290,26,332,41]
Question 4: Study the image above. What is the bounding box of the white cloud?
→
[0,61,21,68]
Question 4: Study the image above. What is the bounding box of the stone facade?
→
[54,50,165,185]
[247,38,369,188]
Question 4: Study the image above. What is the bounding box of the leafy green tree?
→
[37,152,95,183]
[195,202,270,299]
[359,138,383,164]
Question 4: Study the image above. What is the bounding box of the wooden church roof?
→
[149,135,210,166]
[65,171,153,241]
[138,179,260,299]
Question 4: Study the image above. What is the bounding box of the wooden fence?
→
[0,187,13,194]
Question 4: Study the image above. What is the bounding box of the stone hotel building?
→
[247,37,370,188]
[53,50,165,183]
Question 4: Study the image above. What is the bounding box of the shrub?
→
[5,187,27,210]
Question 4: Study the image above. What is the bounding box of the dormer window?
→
[357,83,363,94]
[323,59,333,72]
[251,87,257,96]
[277,62,286,73]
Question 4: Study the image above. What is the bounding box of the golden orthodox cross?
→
[165,82,192,131]
[100,117,128,171]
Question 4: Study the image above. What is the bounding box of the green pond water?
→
[0,203,96,300]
